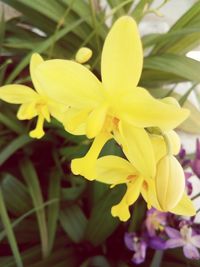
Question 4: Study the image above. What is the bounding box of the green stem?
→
[150,250,164,267]
[162,132,172,155]
[191,192,200,200]
[89,0,100,53]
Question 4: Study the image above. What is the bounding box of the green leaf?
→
[0,199,58,243]
[61,175,86,201]
[59,204,87,243]
[144,54,200,83]
[1,173,32,216]
[85,185,125,246]
[131,0,154,22]
[179,99,200,134]
[0,111,24,134]
[0,9,5,52]
[20,158,49,258]
[0,188,23,267]
[0,135,32,166]
[151,1,200,54]
[0,59,12,85]
[128,200,146,232]
[5,17,84,83]
[47,170,60,253]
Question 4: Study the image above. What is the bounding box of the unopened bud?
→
[75,47,92,64]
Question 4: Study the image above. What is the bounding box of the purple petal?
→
[185,172,193,179]
[196,139,200,159]
[131,241,147,265]
[165,238,185,249]
[192,235,200,249]
[165,227,181,238]
[124,232,134,251]
[148,236,166,250]
[179,147,186,159]
[191,159,200,178]
[183,244,200,260]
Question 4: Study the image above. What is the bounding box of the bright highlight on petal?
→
[101,16,143,94]
[155,155,185,211]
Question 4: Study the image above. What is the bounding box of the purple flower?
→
[148,236,166,250]
[184,172,193,195]
[165,226,200,260]
[178,146,191,168]
[145,208,167,237]
[124,233,147,264]
[191,139,200,178]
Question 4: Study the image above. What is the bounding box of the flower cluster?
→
[0,16,196,221]
[125,145,200,264]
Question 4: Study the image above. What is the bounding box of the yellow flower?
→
[94,134,195,221]
[34,16,189,179]
[0,54,66,138]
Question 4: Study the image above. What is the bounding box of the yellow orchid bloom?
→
[95,154,195,222]
[95,133,196,221]
[0,54,66,138]
[34,16,189,179]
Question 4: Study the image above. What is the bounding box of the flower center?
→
[127,175,137,183]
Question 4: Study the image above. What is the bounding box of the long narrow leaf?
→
[20,159,49,258]
[0,188,23,267]
[0,135,32,166]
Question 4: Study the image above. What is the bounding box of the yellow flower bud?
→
[75,47,92,64]
[155,155,185,211]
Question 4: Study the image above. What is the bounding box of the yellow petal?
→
[111,198,130,222]
[117,121,156,179]
[161,96,180,108]
[125,176,143,205]
[111,177,143,222]
[141,179,161,210]
[95,155,136,185]
[29,114,45,139]
[170,192,196,216]
[150,134,166,163]
[0,85,38,104]
[17,102,37,120]
[155,155,185,211]
[151,130,180,163]
[75,47,92,64]
[35,59,104,108]
[62,108,89,135]
[48,100,68,123]
[30,53,45,95]
[118,87,190,131]
[101,16,143,94]
[40,104,50,122]
[164,130,181,155]
[71,132,111,180]
[86,105,107,138]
